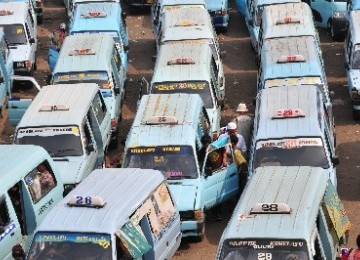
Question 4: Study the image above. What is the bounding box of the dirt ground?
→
[0,0,359,258]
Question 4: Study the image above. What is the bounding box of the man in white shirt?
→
[218,121,247,155]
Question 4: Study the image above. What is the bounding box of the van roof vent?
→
[0,10,14,16]
[167,57,195,65]
[67,196,106,208]
[250,203,291,214]
[276,16,300,25]
[272,108,305,119]
[277,55,305,63]
[39,105,70,112]
[69,48,96,56]
[81,11,107,18]
[145,116,178,125]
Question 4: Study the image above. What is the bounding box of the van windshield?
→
[16,126,83,157]
[264,77,322,88]
[2,24,27,45]
[220,239,309,260]
[123,146,198,179]
[53,71,111,90]
[152,82,213,108]
[28,232,112,259]
[253,137,330,169]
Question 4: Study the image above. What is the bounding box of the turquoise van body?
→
[0,144,64,260]
[216,166,351,259]
[258,35,332,109]
[249,85,338,186]
[258,2,320,55]
[149,42,224,136]
[52,34,126,141]
[308,0,347,40]
[70,1,129,72]
[26,168,182,259]
[0,28,14,114]
[244,0,300,52]
[122,94,239,239]
[204,0,230,32]
[344,10,360,120]
[13,84,111,194]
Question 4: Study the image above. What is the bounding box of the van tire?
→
[352,109,360,120]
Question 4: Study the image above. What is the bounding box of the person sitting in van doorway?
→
[50,23,67,51]
[218,121,247,158]
[229,135,248,197]
[233,102,253,151]
[37,164,56,196]
[198,134,212,168]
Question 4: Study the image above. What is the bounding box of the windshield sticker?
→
[17,126,80,138]
[129,147,156,154]
[225,239,306,249]
[36,232,111,248]
[54,71,108,81]
[256,138,322,150]
[154,82,206,91]
[165,171,183,177]
[16,28,23,34]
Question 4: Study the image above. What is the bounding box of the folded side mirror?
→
[332,156,340,166]
[204,166,213,177]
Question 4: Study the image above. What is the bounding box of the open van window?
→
[25,162,57,203]
[16,126,83,157]
[253,138,329,169]
[123,146,198,179]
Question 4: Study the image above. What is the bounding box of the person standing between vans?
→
[50,23,67,51]
[218,121,247,157]
[233,102,253,151]
[230,135,248,196]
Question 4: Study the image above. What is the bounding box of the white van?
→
[0,1,37,76]
[26,168,182,259]
[13,83,111,195]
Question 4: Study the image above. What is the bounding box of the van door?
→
[0,194,22,259]
[202,140,239,209]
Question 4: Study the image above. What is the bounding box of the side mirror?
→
[29,38,35,44]
[332,155,340,166]
[114,87,120,95]
[86,144,94,153]
[122,11,127,19]
[0,76,4,84]
[204,166,213,177]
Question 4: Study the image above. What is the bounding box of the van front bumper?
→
[180,220,205,238]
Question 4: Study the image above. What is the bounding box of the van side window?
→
[0,196,10,234]
[199,108,211,135]
[92,92,107,125]
[25,161,56,203]
[25,23,32,41]
[8,183,26,235]
[112,46,121,71]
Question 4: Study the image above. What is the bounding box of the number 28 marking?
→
[261,203,278,211]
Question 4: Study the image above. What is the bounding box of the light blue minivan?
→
[122,93,239,240]
[0,144,64,260]
[52,34,126,143]
[26,168,182,259]
[216,166,350,259]
[204,0,230,33]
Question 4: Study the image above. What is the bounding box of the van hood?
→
[349,70,360,90]
[53,159,85,185]
[9,44,31,62]
[205,0,225,10]
[168,182,200,211]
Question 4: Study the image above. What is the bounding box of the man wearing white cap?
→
[218,121,247,155]
[234,102,253,150]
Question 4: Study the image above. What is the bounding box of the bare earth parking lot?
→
[0,0,359,258]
